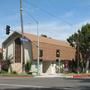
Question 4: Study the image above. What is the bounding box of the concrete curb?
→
[63,74,90,79]
[73,74,90,79]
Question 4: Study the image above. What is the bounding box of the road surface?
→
[0,76,90,90]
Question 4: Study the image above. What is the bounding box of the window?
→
[39,49,43,57]
[15,38,21,63]
[56,49,60,57]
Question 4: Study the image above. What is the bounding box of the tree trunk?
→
[86,59,89,73]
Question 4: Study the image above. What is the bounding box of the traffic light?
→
[6,25,10,35]
[56,49,60,57]
[39,49,43,57]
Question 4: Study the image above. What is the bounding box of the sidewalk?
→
[0,73,90,79]
[35,73,90,79]
[35,73,64,78]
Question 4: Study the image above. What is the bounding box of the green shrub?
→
[1,60,9,72]
[25,61,31,73]
[12,71,17,74]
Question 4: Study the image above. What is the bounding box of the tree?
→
[67,23,90,73]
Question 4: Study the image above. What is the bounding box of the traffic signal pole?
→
[20,0,25,72]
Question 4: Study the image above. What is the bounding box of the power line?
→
[23,0,73,26]
[24,9,39,24]
[23,1,40,75]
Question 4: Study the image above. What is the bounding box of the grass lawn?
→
[0,71,33,77]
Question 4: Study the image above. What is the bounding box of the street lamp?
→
[30,15,40,75]
[37,21,40,75]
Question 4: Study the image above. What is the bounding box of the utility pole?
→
[20,0,25,72]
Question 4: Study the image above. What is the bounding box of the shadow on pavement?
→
[80,79,90,83]
[79,86,90,90]
[4,87,64,90]
[2,86,90,90]
[2,79,90,90]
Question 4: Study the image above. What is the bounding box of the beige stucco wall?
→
[7,42,14,59]
[31,61,56,74]
[3,48,6,60]
[3,40,14,61]
[31,61,43,74]
[3,40,22,73]
[10,63,22,73]
[3,38,22,73]
[23,41,32,64]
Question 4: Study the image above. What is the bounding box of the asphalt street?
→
[0,77,90,90]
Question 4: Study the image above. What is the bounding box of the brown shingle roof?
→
[24,33,71,47]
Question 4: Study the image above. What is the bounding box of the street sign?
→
[20,38,29,42]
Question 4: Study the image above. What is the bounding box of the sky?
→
[0,0,90,47]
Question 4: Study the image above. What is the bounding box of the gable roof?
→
[2,32,21,46]
[3,31,71,48]
[24,33,71,48]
